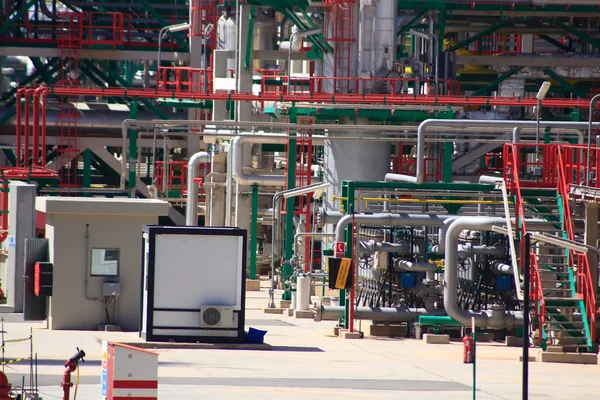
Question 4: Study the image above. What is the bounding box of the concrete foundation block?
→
[279,300,291,309]
[539,351,598,365]
[546,346,565,353]
[97,324,122,332]
[263,308,284,314]
[341,331,362,340]
[333,326,341,336]
[475,332,493,343]
[246,279,261,292]
[370,324,407,337]
[423,334,450,344]
[519,355,537,362]
[505,336,522,347]
[294,310,313,319]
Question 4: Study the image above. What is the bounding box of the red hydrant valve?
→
[463,334,474,364]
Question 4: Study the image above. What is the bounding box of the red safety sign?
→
[334,241,346,257]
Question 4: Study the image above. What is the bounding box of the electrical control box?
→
[34,262,53,297]
[400,272,416,289]
[496,275,511,293]
[102,282,121,297]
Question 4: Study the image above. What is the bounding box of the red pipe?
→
[33,87,42,166]
[41,88,47,166]
[15,89,25,167]
[24,89,34,168]
[0,183,8,243]
[61,360,77,400]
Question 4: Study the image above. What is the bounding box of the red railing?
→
[530,252,545,334]
[3,11,184,50]
[560,144,600,189]
[505,143,597,343]
[155,161,210,198]
[262,76,462,96]
[157,67,213,94]
[557,146,596,342]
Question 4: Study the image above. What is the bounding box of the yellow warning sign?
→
[334,258,352,289]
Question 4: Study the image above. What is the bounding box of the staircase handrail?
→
[557,146,597,343]
[530,252,545,335]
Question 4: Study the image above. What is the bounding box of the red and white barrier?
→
[103,342,159,400]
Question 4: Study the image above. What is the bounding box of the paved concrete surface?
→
[0,281,599,399]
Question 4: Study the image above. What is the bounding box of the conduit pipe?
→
[444,216,527,329]
[334,213,455,242]
[396,260,437,281]
[361,240,410,254]
[185,151,211,226]
[385,119,596,184]
[314,303,432,322]
[494,262,513,274]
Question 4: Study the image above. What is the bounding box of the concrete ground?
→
[1,280,599,399]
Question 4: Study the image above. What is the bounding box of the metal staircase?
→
[504,143,596,353]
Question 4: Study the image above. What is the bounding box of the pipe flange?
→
[313,301,322,322]
[316,208,325,230]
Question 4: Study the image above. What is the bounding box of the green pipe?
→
[249,184,259,280]
[284,105,297,286]
[244,6,255,71]
[443,140,453,183]
[418,315,462,326]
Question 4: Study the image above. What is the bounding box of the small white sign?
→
[7,236,15,248]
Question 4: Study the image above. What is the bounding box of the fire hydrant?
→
[0,370,10,400]
[463,334,474,364]
[61,348,85,400]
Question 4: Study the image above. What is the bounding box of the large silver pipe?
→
[385,119,596,184]
[444,216,524,329]
[314,303,430,322]
[186,151,211,226]
[120,119,585,189]
[334,213,455,242]
[361,240,410,254]
[396,259,437,280]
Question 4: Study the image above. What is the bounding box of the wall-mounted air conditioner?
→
[200,306,235,329]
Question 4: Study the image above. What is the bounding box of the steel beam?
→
[544,18,600,50]
[456,54,600,67]
[446,19,515,52]
[398,10,428,36]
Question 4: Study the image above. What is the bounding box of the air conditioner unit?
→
[200,306,235,329]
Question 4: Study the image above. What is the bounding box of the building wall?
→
[46,214,159,331]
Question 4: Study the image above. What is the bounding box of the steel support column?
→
[128,102,138,190]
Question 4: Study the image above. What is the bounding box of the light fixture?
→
[157,23,191,71]
[536,81,552,101]
[166,22,191,34]
[282,182,331,199]
[408,29,432,40]
[288,27,323,81]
